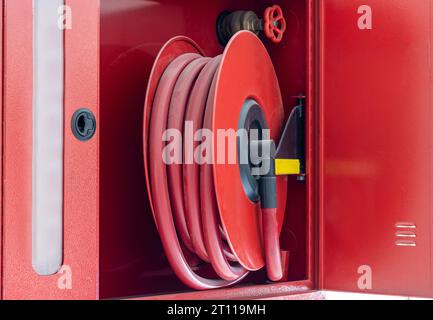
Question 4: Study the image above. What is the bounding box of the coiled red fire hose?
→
[144,32,287,290]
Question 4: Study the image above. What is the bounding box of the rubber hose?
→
[147,51,282,290]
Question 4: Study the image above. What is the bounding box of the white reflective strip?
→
[32,0,64,276]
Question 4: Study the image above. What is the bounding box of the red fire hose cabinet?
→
[1,0,432,300]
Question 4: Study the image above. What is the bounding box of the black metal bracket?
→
[275,95,306,175]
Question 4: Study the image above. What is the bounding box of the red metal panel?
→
[3,0,99,299]
[0,0,3,300]
[62,0,99,299]
[431,0,433,290]
[319,0,433,297]
[136,280,314,300]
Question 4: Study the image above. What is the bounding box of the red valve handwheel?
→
[264,5,287,44]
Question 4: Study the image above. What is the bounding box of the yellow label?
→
[275,159,301,175]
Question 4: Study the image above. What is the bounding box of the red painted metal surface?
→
[2,0,99,299]
[137,280,314,300]
[319,0,433,297]
[0,0,3,300]
[306,0,317,287]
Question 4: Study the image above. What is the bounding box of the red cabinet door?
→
[0,0,3,300]
[319,0,433,297]
[2,0,99,299]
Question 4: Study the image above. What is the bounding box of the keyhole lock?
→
[71,108,96,141]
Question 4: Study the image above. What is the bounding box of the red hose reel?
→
[143,31,289,290]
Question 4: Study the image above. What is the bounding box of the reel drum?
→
[212,31,287,270]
